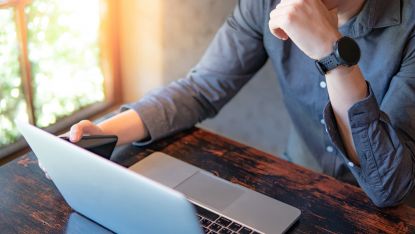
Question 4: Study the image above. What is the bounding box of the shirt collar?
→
[339,0,401,38]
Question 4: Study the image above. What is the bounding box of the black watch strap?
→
[315,36,360,75]
[315,53,339,75]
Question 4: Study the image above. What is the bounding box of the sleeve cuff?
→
[323,81,380,164]
[324,103,363,175]
[120,98,164,146]
[347,82,380,128]
[323,102,346,154]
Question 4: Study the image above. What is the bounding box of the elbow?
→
[367,181,415,208]
[370,196,402,208]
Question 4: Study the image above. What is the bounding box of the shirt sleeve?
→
[121,0,268,145]
[324,36,415,207]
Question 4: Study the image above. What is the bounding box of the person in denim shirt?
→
[67,0,415,207]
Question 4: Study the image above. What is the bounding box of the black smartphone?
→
[60,135,118,159]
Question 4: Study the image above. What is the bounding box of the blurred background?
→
[0,0,293,162]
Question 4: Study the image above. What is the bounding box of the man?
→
[66,0,415,207]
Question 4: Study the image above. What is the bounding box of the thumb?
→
[321,0,339,10]
[329,8,339,28]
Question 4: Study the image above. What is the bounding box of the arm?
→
[269,0,415,207]
[325,62,368,165]
[324,34,415,207]
[69,110,148,145]
[70,0,268,145]
[269,0,366,164]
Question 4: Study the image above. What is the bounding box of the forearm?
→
[324,82,415,207]
[98,109,149,145]
[325,65,368,165]
[115,1,268,146]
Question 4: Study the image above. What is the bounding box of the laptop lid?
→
[16,121,202,234]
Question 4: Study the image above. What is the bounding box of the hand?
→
[269,0,341,59]
[38,119,104,179]
[69,120,105,142]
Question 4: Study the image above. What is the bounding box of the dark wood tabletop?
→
[0,128,414,234]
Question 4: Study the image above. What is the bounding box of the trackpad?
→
[175,171,244,211]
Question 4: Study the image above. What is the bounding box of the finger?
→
[269,5,296,40]
[58,132,69,137]
[70,120,100,142]
[69,124,83,142]
[271,27,289,40]
[268,12,290,40]
[78,120,103,134]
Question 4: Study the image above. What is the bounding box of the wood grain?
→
[0,128,414,233]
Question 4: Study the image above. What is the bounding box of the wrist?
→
[315,36,361,75]
[96,123,112,135]
[326,64,358,77]
[316,32,342,60]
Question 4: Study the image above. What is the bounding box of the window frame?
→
[0,0,122,161]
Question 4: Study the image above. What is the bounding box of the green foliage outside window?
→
[0,0,105,148]
[0,9,28,147]
[27,0,105,128]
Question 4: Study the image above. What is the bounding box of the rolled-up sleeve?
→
[121,0,268,145]
[324,35,415,207]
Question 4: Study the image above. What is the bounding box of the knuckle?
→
[70,124,78,131]
[285,11,295,23]
[291,3,300,12]
[79,120,92,126]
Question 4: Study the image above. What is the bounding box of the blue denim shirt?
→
[123,0,415,207]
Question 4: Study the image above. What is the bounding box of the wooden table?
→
[0,128,414,233]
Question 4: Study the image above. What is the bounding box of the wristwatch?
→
[315,36,361,75]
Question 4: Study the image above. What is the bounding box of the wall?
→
[120,0,236,99]
[119,0,293,157]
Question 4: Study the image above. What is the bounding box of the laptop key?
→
[210,223,222,231]
[202,227,210,233]
[218,228,232,234]
[228,222,242,231]
[195,205,220,221]
[216,217,232,227]
[201,218,212,227]
[238,227,253,234]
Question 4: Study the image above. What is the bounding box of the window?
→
[0,0,120,159]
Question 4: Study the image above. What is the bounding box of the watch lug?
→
[315,60,327,76]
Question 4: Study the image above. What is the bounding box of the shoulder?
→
[401,0,415,30]
[236,0,276,14]
[233,0,277,34]
[398,0,415,59]
[368,0,415,45]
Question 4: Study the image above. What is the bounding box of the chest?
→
[263,31,404,112]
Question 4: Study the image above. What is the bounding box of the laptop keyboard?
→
[194,204,262,234]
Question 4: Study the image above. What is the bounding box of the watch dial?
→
[337,37,361,66]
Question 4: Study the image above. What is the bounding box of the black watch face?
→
[336,37,361,66]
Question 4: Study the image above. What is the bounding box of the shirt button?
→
[326,146,334,153]
[348,161,355,167]
[320,81,327,89]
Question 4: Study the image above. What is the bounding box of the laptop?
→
[17,121,300,234]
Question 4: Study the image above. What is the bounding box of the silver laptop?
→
[17,122,300,234]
